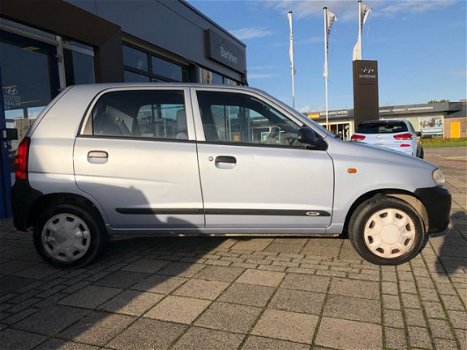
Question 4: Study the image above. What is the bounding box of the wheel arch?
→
[343,189,429,236]
[28,193,107,231]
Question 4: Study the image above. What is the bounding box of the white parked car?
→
[12,84,450,267]
[351,120,424,158]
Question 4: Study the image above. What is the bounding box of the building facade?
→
[308,101,466,141]
[0,0,247,217]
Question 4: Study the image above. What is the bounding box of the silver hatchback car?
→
[11,84,451,267]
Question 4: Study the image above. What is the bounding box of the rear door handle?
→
[87,150,108,164]
[215,155,236,169]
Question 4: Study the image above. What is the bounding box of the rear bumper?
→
[415,186,451,233]
[11,181,43,231]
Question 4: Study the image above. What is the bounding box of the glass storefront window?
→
[123,45,148,71]
[152,56,183,81]
[64,49,95,85]
[124,70,150,82]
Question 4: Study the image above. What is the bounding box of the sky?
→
[188,0,466,112]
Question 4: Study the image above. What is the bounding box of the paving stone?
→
[269,288,325,315]
[13,263,59,279]
[195,265,245,282]
[252,309,318,344]
[384,327,407,350]
[329,278,380,300]
[34,338,99,350]
[195,301,261,333]
[429,318,455,339]
[0,276,36,296]
[315,317,382,350]
[301,239,342,257]
[171,326,244,350]
[383,309,405,328]
[434,338,460,350]
[441,294,466,310]
[0,328,47,350]
[242,335,309,350]
[382,281,398,295]
[98,290,164,316]
[408,326,432,349]
[93,271,149,289]
[157,262,206,277]
[236,269,285,287]
[173,278,229,300]
[447,310,467,330]
[131,274,187,294]
[122,258,169,273]
[58,286,122,309]
[405,308,427,327]
[58,311,135,346]
[107,318,186,350]
[265,243,303,254]
[382,294,402,310]
[401,293,422,309]
[230,239,273,251]
[323,294,381,323]
[424,300,447,319]
[14,305,87,335]
[281,273,330,293]
[0,260,35,275]
[218,283,275,307]
[144,295,210,324]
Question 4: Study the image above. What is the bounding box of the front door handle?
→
[87,150,108,164]
[215,155,236,169]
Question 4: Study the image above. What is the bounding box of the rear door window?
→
[85,90,187,140]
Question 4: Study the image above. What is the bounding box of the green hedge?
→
[421,138,467,148]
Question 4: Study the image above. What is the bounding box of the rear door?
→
[192,88,334,232]
[74,87,204,231]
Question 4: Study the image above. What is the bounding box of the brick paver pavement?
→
[0,147,465,350]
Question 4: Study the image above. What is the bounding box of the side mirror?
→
[415,131,422,137]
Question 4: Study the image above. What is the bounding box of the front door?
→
[193,89,334,232]
[74,88,204,231]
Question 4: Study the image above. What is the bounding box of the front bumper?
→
[415,186,451,233]
[11,180,43,231]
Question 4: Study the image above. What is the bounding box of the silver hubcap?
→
[364,208,416,259]
[42,213,91,262]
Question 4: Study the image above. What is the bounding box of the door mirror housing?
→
[297,126,327,150]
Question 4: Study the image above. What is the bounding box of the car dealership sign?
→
[206,29,245,73]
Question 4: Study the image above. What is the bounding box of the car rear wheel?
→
[34,203,105,267]
[349,196,426,265]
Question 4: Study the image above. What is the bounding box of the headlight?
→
[432,168,445,187]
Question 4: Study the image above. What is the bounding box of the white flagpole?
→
[358,0,363,60]
[288,11,295,109]
[323,7,329,130]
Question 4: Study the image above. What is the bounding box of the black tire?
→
[33,203,106,267]
[348,196,425,265]
[418,147,424,159]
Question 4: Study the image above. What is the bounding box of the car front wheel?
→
[34,203,105,267]
[348,196,426,265]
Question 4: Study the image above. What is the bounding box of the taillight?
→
[400,143,411,147]
[351,134,366,141]
[393,133,413,140]
[15,137,30,181]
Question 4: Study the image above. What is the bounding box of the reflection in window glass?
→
[200,68,224,84]
[124,71,150,82]
[64,49,95,85]
[152,56,183,81]
[90,90,187,140]
[123,45,148,71]
[197,91,300,147]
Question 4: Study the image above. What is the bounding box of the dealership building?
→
[309,101,467,141]
[0,0,246,217]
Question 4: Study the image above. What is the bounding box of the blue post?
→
[0,65,13,218]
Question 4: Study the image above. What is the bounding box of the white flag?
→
[353,2,372,61]
[361,3,371,26]
[326,10,337,50]
[287,11,295,76]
